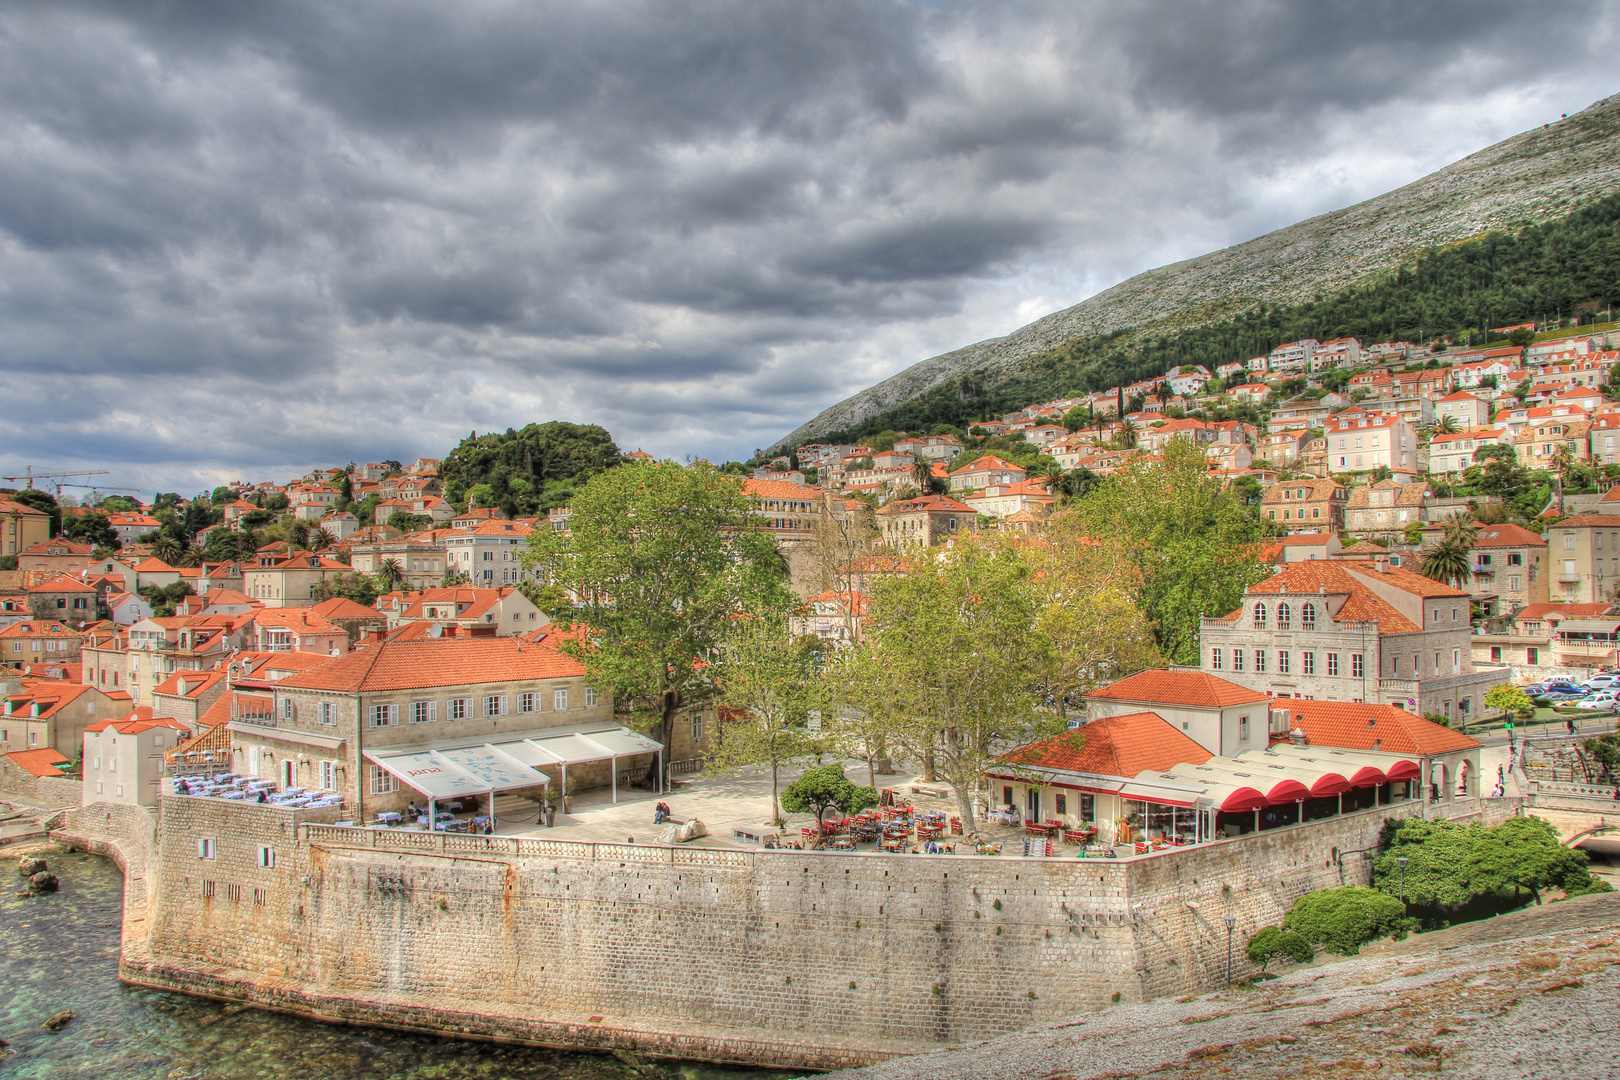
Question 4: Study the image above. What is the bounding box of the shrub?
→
[1245,926,1314,971]
[1283,886,1413,956]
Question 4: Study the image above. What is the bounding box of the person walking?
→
[1567,715,1577,736]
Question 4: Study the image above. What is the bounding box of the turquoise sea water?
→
[0,851,783,1080]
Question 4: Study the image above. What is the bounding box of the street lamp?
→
[1224,915,1236,987]
[1397,856,1409,904]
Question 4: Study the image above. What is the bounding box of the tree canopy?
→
[1058,438,1269,664]
[440,420,623,516]
[1282,886,1414,956]
[779,765,879,823]
[520,460,794,782]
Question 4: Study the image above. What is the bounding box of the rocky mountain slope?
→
[775,93,1620,452]
[815,892,1620,1080]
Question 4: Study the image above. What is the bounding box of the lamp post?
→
[1397,856,1409,904]
[1224,916,1236,987]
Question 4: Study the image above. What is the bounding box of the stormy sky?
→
[1,1,1617,496]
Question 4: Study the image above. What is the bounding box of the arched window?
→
[1301,602,1316,630]
[1276,602,1291,629]
[1253,602,1267,629]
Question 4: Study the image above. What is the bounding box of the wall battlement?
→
[55,792,1519,1071]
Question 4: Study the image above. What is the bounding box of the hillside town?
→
[3,277,1620,1080]
[5,325,1619,829]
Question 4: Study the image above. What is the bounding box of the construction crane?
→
[0,467,142,500]
[1,466,109,490]
[54,481,144,498]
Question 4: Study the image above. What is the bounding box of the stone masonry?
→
[33,792,1517,1070]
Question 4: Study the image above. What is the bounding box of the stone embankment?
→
[822,892,1620,1080]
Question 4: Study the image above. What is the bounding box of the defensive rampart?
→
[58,794,1520,1071]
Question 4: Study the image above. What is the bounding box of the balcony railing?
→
[1472,564,1494,574]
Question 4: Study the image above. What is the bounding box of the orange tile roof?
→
[875,494,975,515]
[1277,700,1479,756]
[0,620,81,639]
[86,707,190,735]
[276,636,584,692]
[311,597,381,619]
[1087,670,1268,709]
[743,477,821,500]
[152,670,225,699]
[1251,559,1468,600]
[1471,524,1546,548]
[1550,514,1620,528]
[1002,711,1212,778]
[1515,602,1611,620]
[25,574,96,592]
[4,747,71,777]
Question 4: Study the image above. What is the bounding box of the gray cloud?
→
[0,0,1617,494]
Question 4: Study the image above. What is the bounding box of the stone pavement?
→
[496,758,974,848]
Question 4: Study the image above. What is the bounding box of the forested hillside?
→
[814,193,1620,445]
[439,421,622,517]
[777,94,1620,451]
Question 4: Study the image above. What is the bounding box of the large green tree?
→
[843,536,1052,831]
[1059,438,1269,664]
[521,460,793,783]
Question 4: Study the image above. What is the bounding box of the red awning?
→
[1346,765,1388,787]
[1384,759,1421,782]
[1262,778,1311,805]
[1218,787,1268,813]
[1302,771,1352,797]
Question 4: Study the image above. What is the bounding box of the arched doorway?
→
[1455,759,1471,797]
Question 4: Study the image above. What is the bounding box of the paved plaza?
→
[496,757,977,849]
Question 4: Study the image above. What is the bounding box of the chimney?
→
[1374,554,1390,573]
[1289,717,1308,745]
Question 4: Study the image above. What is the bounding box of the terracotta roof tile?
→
[1003,711,1213,778]
[1278,700,1479,756]
[276,636,584,692]
[3,747,71,777]
[1088,670,1269,709]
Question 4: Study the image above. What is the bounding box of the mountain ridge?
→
[773,92,1620,451]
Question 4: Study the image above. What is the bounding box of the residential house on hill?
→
[1343,480,1428,541]
[82,710,193,807]
[1428,428,1508,475]
[1260,479,1348,531]
[376,586,545,636]
[443,520,535,587]
[242,552,350,607]
[1324,410,1419,474]
[875,495,977,547]
[948,455,1026,492]
[105,512,161,547]
[16,539,95,576]
[1435,392,1491,429]
[1466,524,1548,616]
[1,677,132,758]
[1,619,83,665]
[1545,515,1620,604]
[0,497,52,558]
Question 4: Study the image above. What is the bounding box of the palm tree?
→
[910,458,934,493]
[288,519,312,551]
[309,527,336,551]
[1433,415,1459,435]
[1421,536,1473,588]
[378,558,405,591]
[150,535,182,565]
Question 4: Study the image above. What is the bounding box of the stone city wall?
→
[91,794,1516,1070]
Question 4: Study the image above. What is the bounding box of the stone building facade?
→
[232,636,617,822]
[1199,559,1503,722]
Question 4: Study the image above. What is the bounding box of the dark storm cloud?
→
[0,0,1616,493]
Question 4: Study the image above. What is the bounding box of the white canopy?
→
[365,723,665,803]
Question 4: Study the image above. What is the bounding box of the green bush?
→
[1283,886,1413,956]
[1245,926,1314,971]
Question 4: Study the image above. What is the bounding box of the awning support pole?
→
[658,750,664,794]
[611,754,618,804]
[429,796,436,830]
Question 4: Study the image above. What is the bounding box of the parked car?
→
[1542,685,1588,701]
[1583,674,1620,690]
[1576,691,1619,709]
